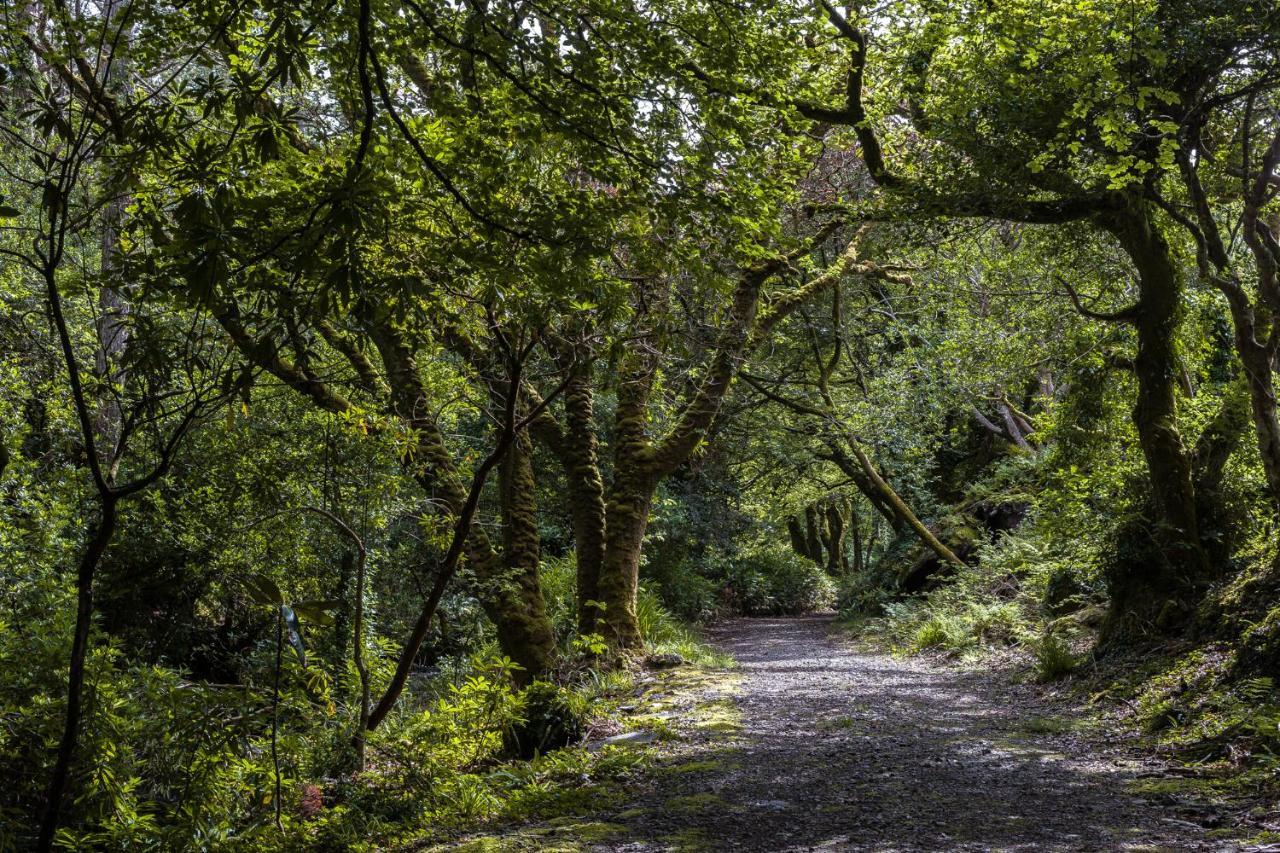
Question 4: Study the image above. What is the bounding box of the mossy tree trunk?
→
[788,515,813,561]
[538,234,897,654]
[370,322,558,678]
[547,364,609,635]
[223,303,559,682]
[824,500,848,574]
[495,427,557,682]
[1101,201,1212,631]
[805,505,826,566]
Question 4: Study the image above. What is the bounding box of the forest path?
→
[584,614,1239,852]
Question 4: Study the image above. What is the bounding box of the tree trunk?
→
[39,499,118,851]
[1102,202,1211,631]
[824,501,847,574]
[845,437,966,569]
[561,368,608,634]
[787,515,811,561]
[850,504,864,574]
[827,441,906,534]
[1220,293,1280,516]
[495,429,556,682]
[369,321,555,678]
[804,505,825,566]
[596,469,657,651]
[1192,376,1249,564]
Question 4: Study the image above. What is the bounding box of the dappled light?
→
[2,0,1278,849]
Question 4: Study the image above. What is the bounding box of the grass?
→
[1033,630,1078,681]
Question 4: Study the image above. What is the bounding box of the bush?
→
[503,681,584,760]
[724,542,836,616]
[1033,630,1078,681]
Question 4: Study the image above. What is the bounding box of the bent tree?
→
[791,0,1280,631]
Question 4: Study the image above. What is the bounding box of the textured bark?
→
[595,346,660,652]
[495,428,557,680]
[824,501,848,574]
[368,321,554,679]
[844,437,966,569]
[560,367,608,634]
[524,345,610,635]
[597,471,658,651]
[805,505,826,566]
[1101,202,1211,630]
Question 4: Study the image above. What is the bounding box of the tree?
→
[787,0,1280,631]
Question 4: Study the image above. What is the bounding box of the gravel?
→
[591,614,1242,852]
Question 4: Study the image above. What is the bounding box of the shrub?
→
[503,682,584,760]
[725,542,836,616]
[1034,630,1077,681]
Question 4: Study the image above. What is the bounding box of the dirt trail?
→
[591,615,1239,852]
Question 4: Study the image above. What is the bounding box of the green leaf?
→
[293,600,341,626]
[281,604,306,668]
[244,575,283,605]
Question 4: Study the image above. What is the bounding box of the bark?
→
[1101,201,1211,630]
[495,428,556,680]
[596,469,658,651]
[1234,176,1280,515]
[824,501,847,574]
[850,505,864,574]
[805,505,826,566]
[844,437,966,569]
[39,499,117,851]
[825,441,907,533]
[820,436,951,563]
[559,366,607,635]
[997,400,1033,450]
[368,321,554,679]
[91,0,133,471]
[1234,304,1280,513]
[787,515,811,560]
[1192,377,1249,564]
[595,347,660,651]
[523,345,609,635]
[589,234,900,652]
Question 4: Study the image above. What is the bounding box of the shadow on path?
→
[592,615,1231,852]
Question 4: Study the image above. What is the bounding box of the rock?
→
[645,652,686,669]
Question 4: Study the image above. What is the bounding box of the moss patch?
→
[664,792,728,815]
[660,828,714,852]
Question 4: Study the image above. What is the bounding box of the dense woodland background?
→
[2,0,1280,848]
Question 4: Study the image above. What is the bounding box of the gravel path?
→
[598,615,1239,852]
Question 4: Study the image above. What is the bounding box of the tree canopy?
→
[2,0,1280,848]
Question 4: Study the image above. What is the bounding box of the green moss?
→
[552,821,623,843]
[1017,715,1079,735]
[658,756,738,775]
[443,837,526,853]
[664,793,727,814]
[614,807,650,819]
[689,697,744,736]
[660,828,714,851]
